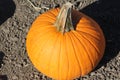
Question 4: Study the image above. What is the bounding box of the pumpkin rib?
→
[40,15,56,22]
[64,34,69,80]
[32,31,57,60]
[59,34,69,79]
[71,31,94,70]
[30,26,56,36]
[83,28,105,53]
[77,22,100,32]
[75,31,100,67]
[30,32,56,60]
[76,31,101,55]
[45,8,59,18]
[28,34,50,53]
[46,33,61,79]
[34,16,55,24]
[68,32,88,76]
[28,28,57,53]
[67,33,81,78]
[65,33,75,79]
[67,33,81,73]
[47,33,60,78]
[78,12,100,30]
[34,13,57,24]
[76,21,100,32]
[33,21,55,27]
[64,35,70,80]
[55,34,62,79]
[27,35,51,73]
[79,32,101,56]
[78,26,101,37]
[46,33,62,79]
[39,9,58,21]
[48,10,58,18]
[76,30,100,41]
[29,25,55,34]
[33,22,53,26]
[77,28,100,38]
[58,34,62,79]
[37,15,55,21]
[60,34,70,80]
[70,33,84,77]
[38,9,59,22]
[38,32,59,77]
[65,34,72,79]
[34,20,55,25]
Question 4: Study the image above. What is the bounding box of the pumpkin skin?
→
[26,8,105,80]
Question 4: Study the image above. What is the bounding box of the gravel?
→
[0,0,120,80]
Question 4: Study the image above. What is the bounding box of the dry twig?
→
[27,0,49,11]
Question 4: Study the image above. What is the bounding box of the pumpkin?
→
[26,2,105,80]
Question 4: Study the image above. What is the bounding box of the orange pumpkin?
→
[26,2,105,80]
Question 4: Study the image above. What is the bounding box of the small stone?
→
[3,29,9,33]
[90,72,96,76]
[22,59,29,67]
[118,57,120,60]
[15,63,22,67]
[12,75,18,80]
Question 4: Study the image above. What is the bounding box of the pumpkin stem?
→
[54,2,74,33]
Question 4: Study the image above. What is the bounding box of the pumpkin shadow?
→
[0,75,8,80]
[0,0,16,25]
[79,0,120,70]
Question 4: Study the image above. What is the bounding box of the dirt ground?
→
[0,0,120,80]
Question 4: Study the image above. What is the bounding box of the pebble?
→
[12,75,18,80]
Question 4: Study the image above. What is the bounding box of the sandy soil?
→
[0,0,120,80]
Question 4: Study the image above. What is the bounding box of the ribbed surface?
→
[26,8,105,80]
